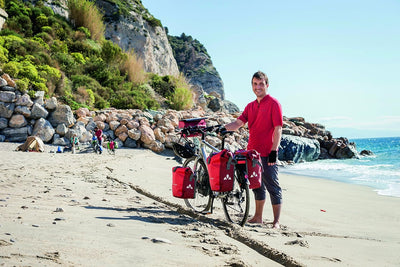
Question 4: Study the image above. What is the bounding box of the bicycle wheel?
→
[183,157,212,213]
[221,168,250,227]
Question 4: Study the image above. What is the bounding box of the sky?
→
[141,0,400,139]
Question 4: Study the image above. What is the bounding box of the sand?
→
[1,142,399,266]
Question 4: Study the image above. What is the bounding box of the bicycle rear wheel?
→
[221,168,250,227]
[183,157,212,213]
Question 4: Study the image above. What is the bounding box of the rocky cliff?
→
[97,0,180,77]
[168,33,225,99]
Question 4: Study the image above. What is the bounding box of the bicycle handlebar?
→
[179,124,234,138]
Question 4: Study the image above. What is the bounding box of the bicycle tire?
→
[183,157,212,213]
[221,168,250,227]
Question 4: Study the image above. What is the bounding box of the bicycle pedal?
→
[200,211,212,215]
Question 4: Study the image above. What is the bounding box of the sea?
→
[279,136,400,198]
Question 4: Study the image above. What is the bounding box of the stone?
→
[0,118,8,129]
[124,137,137,148]
[279,134,320,163]
[0,77,7,87]
[14,105,31,117]
[109,120,120,131]
[32,118,55,142]
[127,128,141,140]
[9,114,27,128]
[44,97,58,110]
[16,94,33,107]
[2,127,29,142]
[1,74,16,88]
[56,123,68,136]
[48,105,76,127]
[30,103,49,119]
[154,127,165,143]
[139,124,155,145]
[117,131,128,142]
[0,102,15,118]
[0,91,16,103]
[145,140,165,153]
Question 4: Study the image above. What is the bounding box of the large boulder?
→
[30,103,49,119]
[0,102,15,118]
[1,127,29,142]
[32,118,55,142]
[48,104,76,127]
[279,134,320,163]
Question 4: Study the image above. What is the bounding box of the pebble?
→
[54,217,65,221]
[54,208,64,212]
[151,238,172,244]
[83,196,90,200]
[106,223,115,227]
[32,224,40,227]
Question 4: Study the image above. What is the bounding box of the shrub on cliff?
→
[67,0,105,42]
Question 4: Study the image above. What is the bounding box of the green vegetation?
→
[0,0,193,111]
[168,33,213,78]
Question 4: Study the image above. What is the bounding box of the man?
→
[222,70,283,228]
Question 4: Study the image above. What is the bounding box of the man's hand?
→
[268,150,277,165]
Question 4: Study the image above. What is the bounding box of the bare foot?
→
[272,222,280,229]
[248,216,263,224]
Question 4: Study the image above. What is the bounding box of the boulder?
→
[139,124,155,145]
[360,149,374,156]
[16,94,34,107]
[32,118,55,142]
[128,128,141,140]
[30,103,49,119]
[9,114,27,128]
[48,105,76,127]
[1,73,16,88]
[14,105,31,117]
[0,91,16,102]
[0,102,15,118]
[1,127,29,142]
[336,145,359,159]
[279,134,320,163]
[44,97,58,110]
[124,137,137,148]
[56,123,68,136]
[0,117,8,129]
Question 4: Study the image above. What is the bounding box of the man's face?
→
[252,77,268,98]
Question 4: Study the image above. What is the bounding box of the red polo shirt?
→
[238,95,283,157]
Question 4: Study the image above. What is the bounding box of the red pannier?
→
[172,166,195,198]
[178,117,207,137]
[234,150,262,189]
[207,149,235,192]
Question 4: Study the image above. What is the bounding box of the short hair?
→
[252,71,269,86]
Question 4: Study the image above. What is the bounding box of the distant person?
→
[94,127,103,145]
[71,133,79,150]
[221,70,283,228]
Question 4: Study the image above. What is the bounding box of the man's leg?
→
[248,199,265,223]
[272,204,281,228]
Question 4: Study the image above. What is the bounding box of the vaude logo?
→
[223,174,232,181]
[250,171,258,178]
[186,184,193,190]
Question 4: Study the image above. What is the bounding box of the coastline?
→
[1,142,399,266]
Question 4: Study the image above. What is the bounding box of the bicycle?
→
[172,117,250,227]
[92,137,102,154]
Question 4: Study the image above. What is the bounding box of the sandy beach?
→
[1,142,399,266]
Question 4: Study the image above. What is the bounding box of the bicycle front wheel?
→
[183,157,212,213]
[221,169,250,227]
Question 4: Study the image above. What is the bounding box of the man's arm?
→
[268,125,282,165]
[271,125,282,151]
[224,119,245,131]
